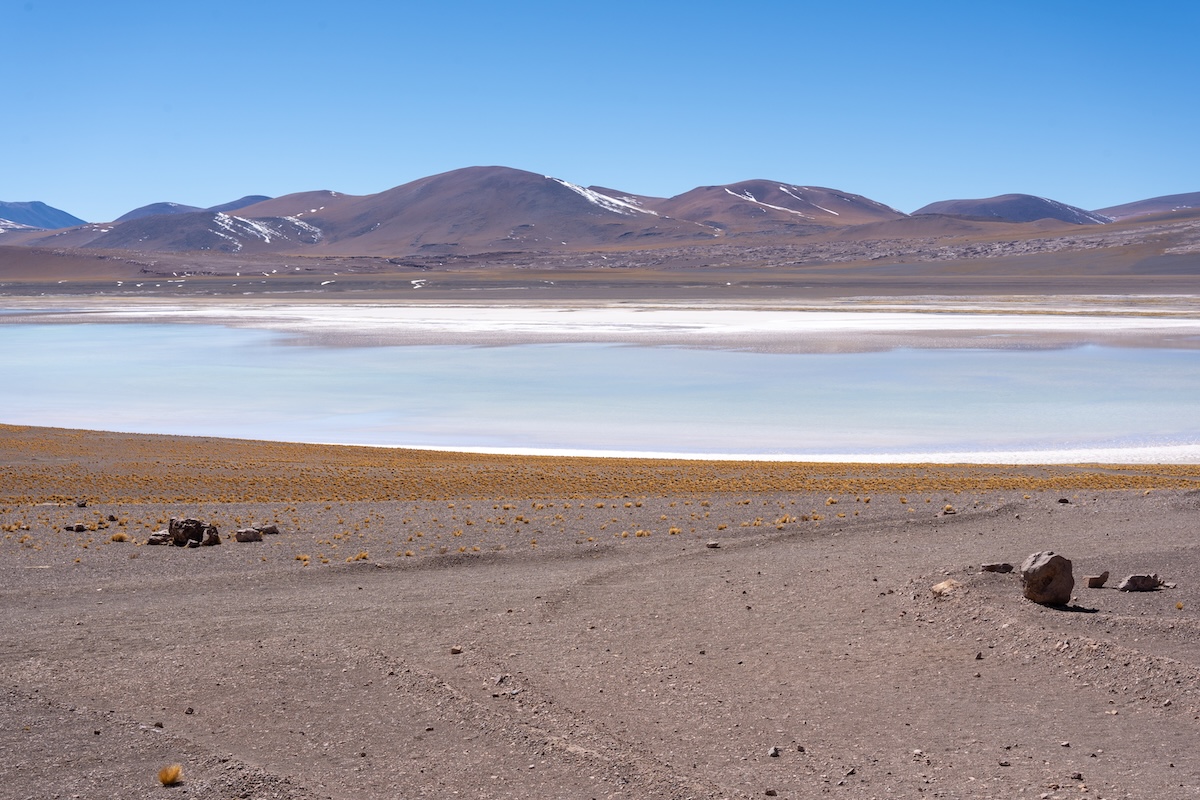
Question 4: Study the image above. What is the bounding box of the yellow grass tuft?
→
[157,763,183,786]
[108,532,130,543]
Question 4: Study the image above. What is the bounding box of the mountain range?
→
[1,167,1197,260]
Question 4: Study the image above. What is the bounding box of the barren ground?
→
[1,426,1198,799]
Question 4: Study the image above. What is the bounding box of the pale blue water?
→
[2,322,1199,459]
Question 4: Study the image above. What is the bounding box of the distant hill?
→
[113,196,274,223]
[206,195,273,214]
[114,202,203,223]
[648,181,905,233]
[913,194,1111,225]
[0,201,86,229]
[1095,191,1200,221]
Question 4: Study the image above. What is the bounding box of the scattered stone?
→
[1117,574,1164,592]
[931,579,963,597]
[765,790,777,797]
[450,645,463,655]
[1057,498,1071,504]
[998,759,1011,767]
[768,746,781,757]
[705,540,721,549]
[981,562,1013,573]
[169,517,220,548]
[234,528,264,543]
[64,523,87,532]
[1085,571,1109,589]
[255,524,280,535]
[106,514,117,522]
[1070,771,1083,780]
[1020,551,1074,605]
[75,499,87,508]
[146,531,171,545]
[975,652,984,660]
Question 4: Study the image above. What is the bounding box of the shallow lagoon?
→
[3,321,1199,462]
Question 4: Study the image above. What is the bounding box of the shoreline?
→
[3,294,1200,353]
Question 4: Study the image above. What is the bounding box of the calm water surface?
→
[3,322,1199,460]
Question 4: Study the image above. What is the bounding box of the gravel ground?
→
[1,427,1198,799]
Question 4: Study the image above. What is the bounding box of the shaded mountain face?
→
[0,201,86,229]
[206,195,273,214]
[913,194,1111,225]
[608,181,906,234]
[114,202,203,223]
[113,196,275,223]
[1096,192,1200,221]
[77,211,324,254]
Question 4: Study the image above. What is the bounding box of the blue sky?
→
[5,0,1198,222]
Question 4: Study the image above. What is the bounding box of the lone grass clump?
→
[157,763,183,786]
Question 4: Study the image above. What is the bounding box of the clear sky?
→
[5,0,1198,223]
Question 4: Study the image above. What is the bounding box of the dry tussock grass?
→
[1,424,1198,506]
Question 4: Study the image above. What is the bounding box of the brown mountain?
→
[627,181,905,235]
[239,167,718,255]
[913,194,1111,225]
[1095,191,1200,221]
[114,202,203,223]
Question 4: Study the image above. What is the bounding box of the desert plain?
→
[1,423,1198,800]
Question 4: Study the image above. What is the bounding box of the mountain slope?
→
[114,202,203,223]
[1095,191,1200,221]
[0,201,87,229]
[644,181,905,234]
[206,195,273,214]
[913,194,1110,225]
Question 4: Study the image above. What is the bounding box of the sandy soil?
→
[1,426,1198,799]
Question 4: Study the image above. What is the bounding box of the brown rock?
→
[199,526,221,546]
[146,531,171,545]
[981,562,1013,573]
[1085,571,1109,588]
[1020,551,1074,605]
[1117,574,1163,592]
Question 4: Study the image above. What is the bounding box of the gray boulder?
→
[1020,551,1074,605]
[234,528,263,543]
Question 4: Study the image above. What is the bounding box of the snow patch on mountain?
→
[1038,196,1112,225]
[0,218,36,233]
[549,178,658,216]
[724,188,814,219]
[778,185,839,216]
[207,213,324,252]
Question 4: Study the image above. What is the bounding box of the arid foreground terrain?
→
[1,425,1198,799]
